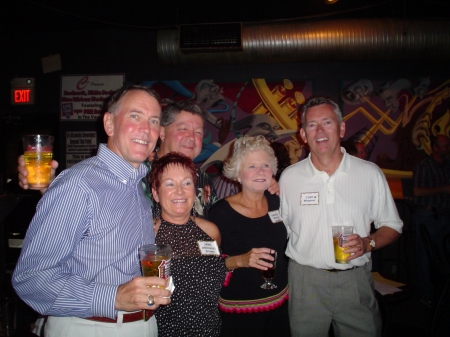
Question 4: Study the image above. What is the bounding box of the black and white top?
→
[155,217,227,337]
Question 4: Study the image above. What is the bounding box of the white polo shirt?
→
[279,148,403,270]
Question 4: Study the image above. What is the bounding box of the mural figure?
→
[341,78,450,174]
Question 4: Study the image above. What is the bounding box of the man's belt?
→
[420,205,449,215]
[324,266,359,272]
[85,310,153,323]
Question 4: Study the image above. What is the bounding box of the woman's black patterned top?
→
[155,217,226,337]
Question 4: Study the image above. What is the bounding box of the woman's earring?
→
[154,202,161,222]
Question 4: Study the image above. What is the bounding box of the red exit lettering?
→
[14,89,31,103]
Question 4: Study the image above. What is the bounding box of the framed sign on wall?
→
[60,74,124,121]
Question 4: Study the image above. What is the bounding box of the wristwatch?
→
[367,237,376,251]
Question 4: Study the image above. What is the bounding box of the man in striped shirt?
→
[280,97,402,337]
[13,85,171,337]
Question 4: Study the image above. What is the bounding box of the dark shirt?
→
[413,155,450,210]
[208,192,288,304]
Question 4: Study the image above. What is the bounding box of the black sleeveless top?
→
[155,217,227,336]
[208,192,289,305]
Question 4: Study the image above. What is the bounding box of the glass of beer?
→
[22,135,54,189]
[139,244,172,288]
[332,226,354,264]
[260,251,277,289]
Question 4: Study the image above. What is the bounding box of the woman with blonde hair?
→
[209,135,290,337]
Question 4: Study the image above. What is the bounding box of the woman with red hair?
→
[150,152,226,336]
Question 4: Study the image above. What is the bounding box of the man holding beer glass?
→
[279,97,402,337]
[13,85,171,337]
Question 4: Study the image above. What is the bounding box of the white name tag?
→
[301,192,319,205]
[198,241,220,256]
[268,210,282,223]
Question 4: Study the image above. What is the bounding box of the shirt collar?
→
[305,147,350,177]
[97,144,148,184]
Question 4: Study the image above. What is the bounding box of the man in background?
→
[412,134,450,306]
[354,141,368,160]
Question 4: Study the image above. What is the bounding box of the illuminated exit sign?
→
[11,78,35,105]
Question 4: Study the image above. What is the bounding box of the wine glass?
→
[261,251,277,289]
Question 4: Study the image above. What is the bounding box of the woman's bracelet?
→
[221,254,234,272]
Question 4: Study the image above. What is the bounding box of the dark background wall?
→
[1,25,449,189]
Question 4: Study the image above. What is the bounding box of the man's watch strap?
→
[367,237,376,251]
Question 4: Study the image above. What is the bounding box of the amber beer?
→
[22,135,54,190]
[24,151,53,189]
[139,244,172,288]
[331,226,354,264]
[141,255,171,278]
[333,236,351,264]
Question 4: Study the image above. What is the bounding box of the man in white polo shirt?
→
[279,96,402,337]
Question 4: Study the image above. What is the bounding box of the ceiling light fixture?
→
[325,0,338,4]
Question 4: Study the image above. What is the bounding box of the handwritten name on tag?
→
[301,192,319,205]
[198,241,220,256]
[268,210,282,223]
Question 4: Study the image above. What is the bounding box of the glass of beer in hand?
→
[261,251,277,289]
[139,244,172,288]
[22,135,54,189]
[332,226,354,264]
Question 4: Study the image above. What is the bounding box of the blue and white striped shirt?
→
[12,144,155,319]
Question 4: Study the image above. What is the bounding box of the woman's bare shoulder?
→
[195,217,221,243]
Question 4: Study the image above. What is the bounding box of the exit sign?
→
[11,78,35,105]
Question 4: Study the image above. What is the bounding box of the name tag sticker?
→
[301,192,319,205]
[198,241,220,256]
[268,210,282,223]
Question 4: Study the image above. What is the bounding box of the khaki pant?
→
[288,261,381,337]
[44,313,157,337]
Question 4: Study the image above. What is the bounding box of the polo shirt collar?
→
[306,147,350,177]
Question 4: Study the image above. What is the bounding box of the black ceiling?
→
[4,0,450,35]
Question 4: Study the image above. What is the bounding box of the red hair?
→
[149,152,197,192]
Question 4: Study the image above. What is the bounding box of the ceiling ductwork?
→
[157,18,450,65]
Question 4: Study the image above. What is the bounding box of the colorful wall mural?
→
[143,79,313,174]
[341,78,450,175]
[140,77,449,198]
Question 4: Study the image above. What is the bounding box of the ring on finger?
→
[147,294,155,306]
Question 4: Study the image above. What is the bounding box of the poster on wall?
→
[60,74,124,120]
[66,131,97,168]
